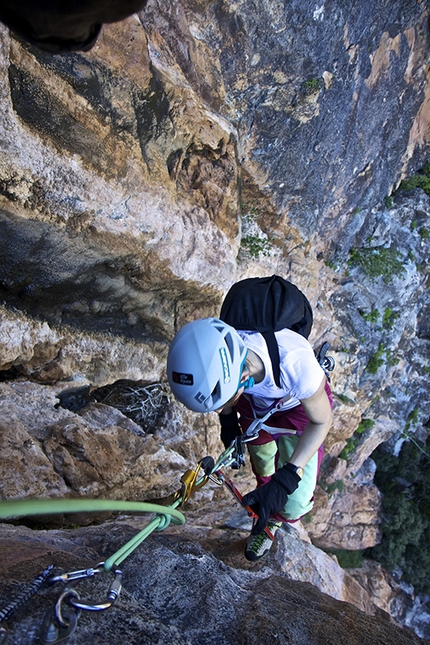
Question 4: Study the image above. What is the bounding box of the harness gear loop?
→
[243,398,286,439]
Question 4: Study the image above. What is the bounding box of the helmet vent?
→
[224,331,235,361]
[209,382,221,406]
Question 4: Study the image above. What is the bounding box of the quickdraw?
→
[0,434,262,643]
[208,435,276,539]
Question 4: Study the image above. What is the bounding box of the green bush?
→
[366,342,386,374]
[360,308,380,323]
[339,418,375,459]
[240,234,272,258]
[240,203,273,259]
[397,164,430,195]
[367,435,430,594]
[349,247,406,283]
[301,77,322,95]
[382,307,399,329]
[328,549,364,569]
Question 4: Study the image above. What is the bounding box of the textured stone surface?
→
[0,379,221,505]
[307,459,382,550]
[0,521,427,645]
[143,0,430,239]
[0,0,430,639]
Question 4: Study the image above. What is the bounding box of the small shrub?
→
[240,234,272,258]
[328,549,364,569]
[336,393,354,404]
[325,479,345,495]
[339,419,375,460]
[397,166,430,195]
[382,307,399,329]
[360,308,380,323]
[420,226,429,241]
[356,418,375,434]
[92,380,170,433]
[348,247,405,283]
[302,77,322,95]
[384,195,394,209]
[240,203,273,259]
[366,342,386,374]
[325,260,338,270]
[339,435,360,459]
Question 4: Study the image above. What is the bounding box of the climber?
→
[167,315,333,562]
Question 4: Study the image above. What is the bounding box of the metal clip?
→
[230,436,245,469]
[243,399,287,439]
[48,563,122,612]
[173,459,211,505]
[0,625,7,645]
[48,565,103,585]
[69,569,122,611]
[40,591,82,645]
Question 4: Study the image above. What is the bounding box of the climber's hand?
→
[242,480,288,535]
[242,463,301,534]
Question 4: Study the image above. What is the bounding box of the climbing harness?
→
[0,436,259,644]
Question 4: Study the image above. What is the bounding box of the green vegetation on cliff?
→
[367,435,430,594]
[397,163,430,196]
[348,247,406,283]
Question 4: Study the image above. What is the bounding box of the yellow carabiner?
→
[173,460,210,505]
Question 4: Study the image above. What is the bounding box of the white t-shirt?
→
[237,329,325,415]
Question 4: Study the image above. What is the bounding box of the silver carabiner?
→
[48,564,103,585]
[243,398,286,439]
[55,589,81,628]
[67,568,122,612]
[40,590,82,645]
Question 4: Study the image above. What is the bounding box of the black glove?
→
[219,409,242,448]
[242,463,302,535]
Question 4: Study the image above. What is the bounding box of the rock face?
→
[0,0,430,642]
[0,518,427,645]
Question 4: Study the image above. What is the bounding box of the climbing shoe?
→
[244,520,283,562]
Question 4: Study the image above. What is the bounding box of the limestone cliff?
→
[0,0,429,643]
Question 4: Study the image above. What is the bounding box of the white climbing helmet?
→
[167,318,248,413]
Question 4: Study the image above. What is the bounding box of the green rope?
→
[0,498,186,572]
[0,447,239,573]
[104,498,184,570]
[212,445,235,472]
[0,499,185,525]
